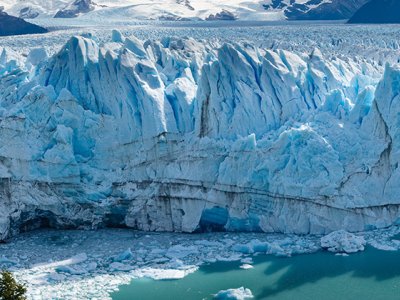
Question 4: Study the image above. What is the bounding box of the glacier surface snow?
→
[1,27,400,239]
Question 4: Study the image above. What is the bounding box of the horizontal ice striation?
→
[1,30,400,239]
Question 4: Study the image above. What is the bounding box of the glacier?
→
[1,28,400,240]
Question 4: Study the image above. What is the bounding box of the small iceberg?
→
[214,287,254,299]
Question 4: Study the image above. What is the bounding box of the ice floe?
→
[214,287,254,300]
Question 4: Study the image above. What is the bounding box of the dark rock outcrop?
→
[19,7,40,19]
[54,0,95,18]
[206,10,237,21]
[0,10,47,36]
[348,0,400,24]
[263,0,369,20]
[286,0,369,20]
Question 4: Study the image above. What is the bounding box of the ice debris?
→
[0,226,400,299]
[321,230,366,253]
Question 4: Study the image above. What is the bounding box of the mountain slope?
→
[54,0,96,18]
[284,0,370,20]
[1,0,70,18]
[348,0,400,24]
[0,10,47,36]
[1,0,368,21]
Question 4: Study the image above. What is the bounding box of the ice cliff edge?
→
[0,31,399,239]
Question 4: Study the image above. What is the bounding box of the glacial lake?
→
[112,247,400,300]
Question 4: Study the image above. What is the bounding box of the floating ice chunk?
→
[114,248,133,262]
[321,230,366,253]
[215,254,243,262]
[239,264,254,269]
[42,253,88,270]
[55,265,87,275]
[232,239,269,254]
[134,267,198,280]
[214,287,254,300]
[232,244,253,254]
[109,262,133,272]
[369,240,398,251]
[335,253,349,257]
[166,245,198,259]
[194,240,224,247]
[168,258,185,269]
[240,257,253,264]
[267,242,288,257]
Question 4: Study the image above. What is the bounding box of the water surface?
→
[112,247,400,300]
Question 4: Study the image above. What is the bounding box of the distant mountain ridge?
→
[0,9,47,36]
[1,0,369,21]
[263,0,369,20]
[349,0,400,24]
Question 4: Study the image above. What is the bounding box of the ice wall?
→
[1,31,400,239]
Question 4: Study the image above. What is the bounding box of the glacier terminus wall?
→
[1,29,400,239]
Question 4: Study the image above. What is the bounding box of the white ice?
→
[320,230,366,253]
[214,287,254,300]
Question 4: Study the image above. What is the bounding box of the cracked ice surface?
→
[1,23,400,63]
[0,227,400,299]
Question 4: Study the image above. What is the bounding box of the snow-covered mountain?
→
[54,0,96,18]
[1,29,400,239]
[1,0,368,21]
[349,0,400,24]
[1,0,70,19]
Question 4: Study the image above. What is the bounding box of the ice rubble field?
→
[1,22,400,298]
[1,227,400,299]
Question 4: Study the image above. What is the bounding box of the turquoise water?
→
[112,247,400,300]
